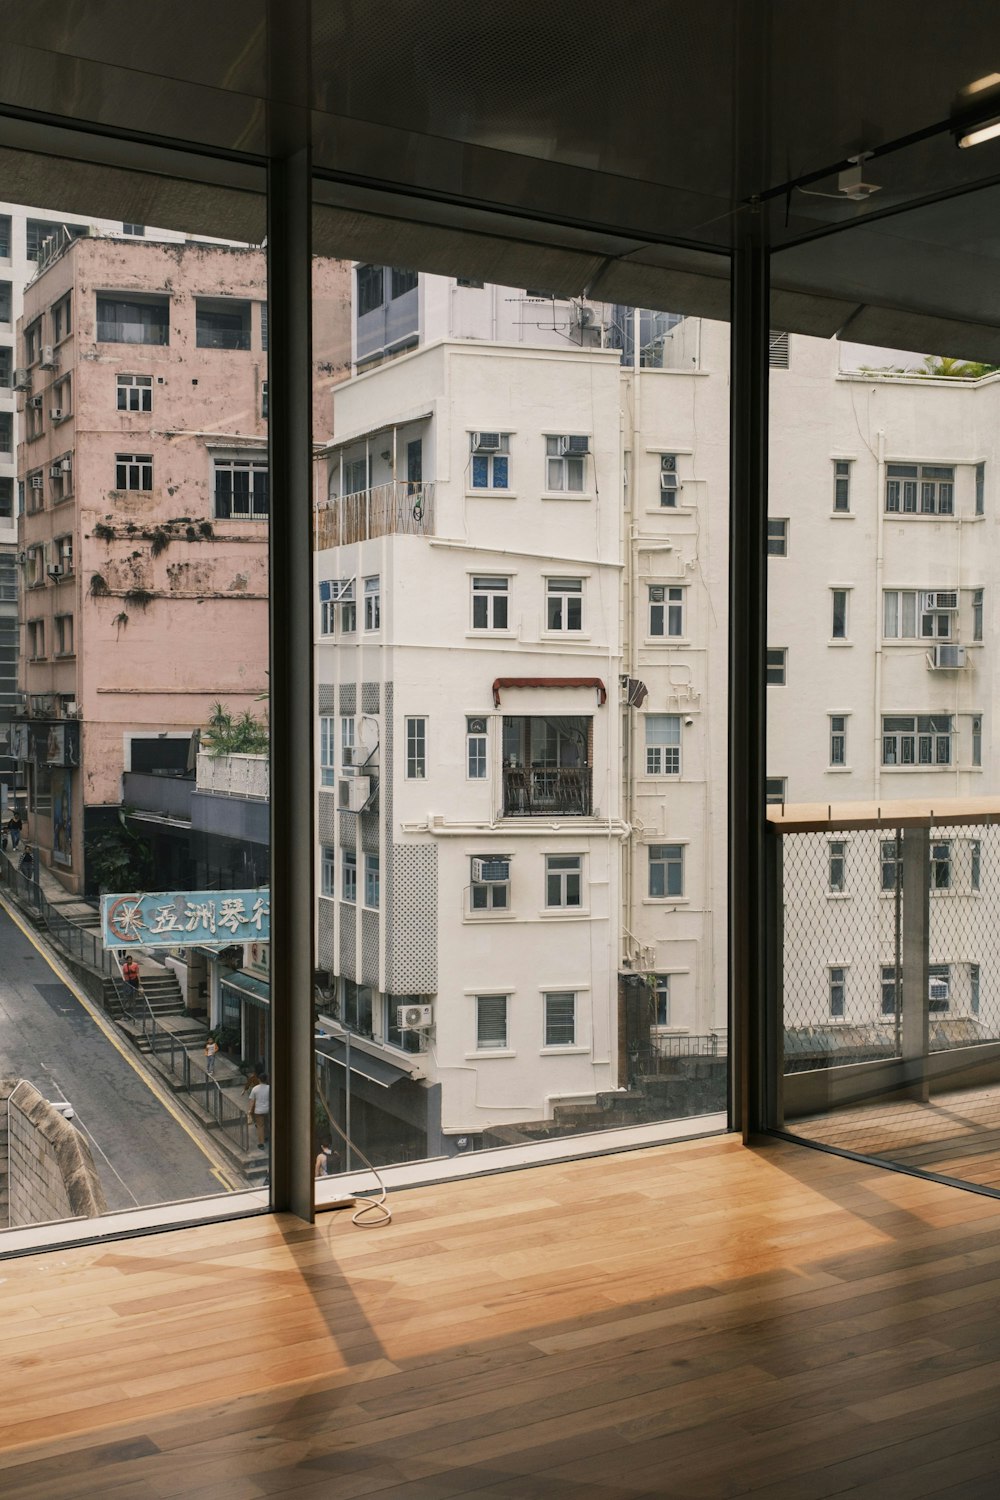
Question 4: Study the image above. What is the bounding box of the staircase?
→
[103,969,185,1021]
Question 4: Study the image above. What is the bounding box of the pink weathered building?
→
[15,235,349,891]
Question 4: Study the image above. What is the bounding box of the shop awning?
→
[314,1032,420,1089]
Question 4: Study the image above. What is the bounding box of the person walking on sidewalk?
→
[204,1035,220,1077]
[248,1072,270,1148]
[7,810,23,849]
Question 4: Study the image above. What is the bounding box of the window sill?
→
[538,908,591,920]
[884,512,959,521]
[464,911,516,922]
[643,636,690,647]
[53,651,76,660]
[644,505,696,515]
[643,896,689,906]
[540,631,592,642]
[466,630,516,640]
[828,640,852,647]
[830,511,855,518]
[539,1045,590,1056]
[826,766,852,773]
[541,492,591,502]
[465,1049,516,1060]
[466,490,517,500]
[826,892,852,901]
[881,766,954,772]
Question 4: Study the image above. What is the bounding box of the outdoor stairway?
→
[103,969,185,1021]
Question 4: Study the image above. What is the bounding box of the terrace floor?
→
[4,1132,1000,1497]
[789,1080,1000,1191]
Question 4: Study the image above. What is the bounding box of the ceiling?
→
[2,1,1000,353]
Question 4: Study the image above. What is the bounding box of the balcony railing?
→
[502,765,592,817]
[196,751,269,800]
[314,481,434,548]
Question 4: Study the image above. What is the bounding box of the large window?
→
[96,294,169,345]
[214,457,269,518]
[882,714,952,766]
[545,434,588,492]
[885,463,954,515]
[883,590,957,640]
[196,298,251,350]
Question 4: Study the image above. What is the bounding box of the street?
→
[0,898,227,1211]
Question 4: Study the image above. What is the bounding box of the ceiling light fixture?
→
[953,74,1000,148]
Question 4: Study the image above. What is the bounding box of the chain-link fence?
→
[781,826,903,1072]
[927,823,1000,1052]
[780,818,1000,1074]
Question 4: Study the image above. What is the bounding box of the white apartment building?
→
[316,267,1000,1155]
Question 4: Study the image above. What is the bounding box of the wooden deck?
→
[790,1081,1000,1190]
[4,1133,1000,1497]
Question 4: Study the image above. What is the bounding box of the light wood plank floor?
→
[3,1134,1000,1498]
[790,1082,1000,1189]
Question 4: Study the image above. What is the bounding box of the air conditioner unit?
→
[471,857,510,883]
[27,394,43,410]
[29,473,43,490]
[559,435,590,455]
[660,471,680,493]
[13,368,30,391]
[40,345,57,369]
[930,644,967,669]
[50,407,64,422]
[341,746,354,766]
[922,591,959,611]
[47,565,63,580]
[60,457,72,473]
[397,1003,433,1031]
[48,464,62,479]
[66,702,80,717]
[472,431,501,452]
[337,774,371,812]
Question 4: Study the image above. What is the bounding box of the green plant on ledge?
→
[201,701,269,756]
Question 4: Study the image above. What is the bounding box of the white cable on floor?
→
[317,1090,392,1228]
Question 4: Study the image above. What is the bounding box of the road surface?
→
[0,897,228,1211]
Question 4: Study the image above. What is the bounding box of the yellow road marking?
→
[0,889,236,1185]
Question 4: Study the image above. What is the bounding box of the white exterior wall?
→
[317,341,625,1136]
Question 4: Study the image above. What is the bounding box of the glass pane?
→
[312,243,730,1205]
[0,187,272,1248]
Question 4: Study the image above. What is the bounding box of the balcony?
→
[196,751,269,800]
[314,480,434,548]
[502,765,592,817]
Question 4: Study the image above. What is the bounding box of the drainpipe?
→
[874,428,886,802]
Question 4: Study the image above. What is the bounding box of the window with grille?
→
[213,457,269,518]
[885,463,954,515]
[882,714,952,766]
[645,714,681,775]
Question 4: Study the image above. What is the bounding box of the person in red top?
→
[121,954,140,1002]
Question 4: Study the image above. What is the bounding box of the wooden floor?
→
[790,1082,1000,1190]
[4,1134,1000,1498]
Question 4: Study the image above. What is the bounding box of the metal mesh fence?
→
[781,826,904,1073]
[927,823,1000,1051]
[781,819,1000,1073]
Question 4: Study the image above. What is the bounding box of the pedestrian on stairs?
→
[122,954,141,1005]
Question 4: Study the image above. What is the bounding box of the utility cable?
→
[316,1086,392,1228]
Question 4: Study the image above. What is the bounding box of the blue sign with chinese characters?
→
[101,889,270,950]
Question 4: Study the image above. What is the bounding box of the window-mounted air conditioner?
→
[471,857,510,883]
[60,456,72,473]
[39,345,57,370]
[397,1003,434,1030]
[472,431,501,452]
[27,394,43,409]
[341,746,354,767]
[48,464,62,479]
[930,644,967,669]
[337,774,371,812]
[559,435,590,456]
[922,591,959,611]
[46,564,63,580]
[13,368,30,391]
[29,473,43,490]
[50,407,64,422]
